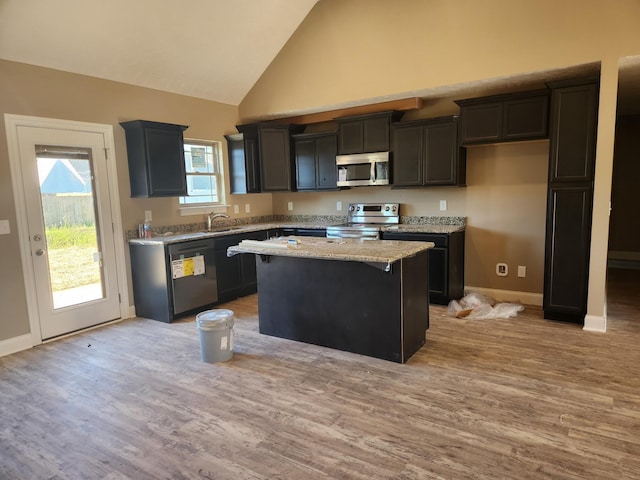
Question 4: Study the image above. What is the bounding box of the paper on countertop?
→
[239,239,289,249]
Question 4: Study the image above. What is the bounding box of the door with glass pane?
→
[16,125,120,339]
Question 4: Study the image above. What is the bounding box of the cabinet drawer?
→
[382,232,448,247]
[168,238,215,256]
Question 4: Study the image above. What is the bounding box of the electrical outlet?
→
[244,204,250,213]
[144,210,152,222]
[439,200,447,211]
[287,201,293,211]
[518,266,526,278]
[233,204,239,214]
[496,263,508,277]
[336,201,342,211]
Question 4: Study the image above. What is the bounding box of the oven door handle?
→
[371,162,376,183]
[328,231,380,240]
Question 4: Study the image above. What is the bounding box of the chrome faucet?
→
[207,212,229,231]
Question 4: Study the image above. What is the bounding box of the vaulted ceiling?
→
[0,0,319,106]
[1,0,639,115]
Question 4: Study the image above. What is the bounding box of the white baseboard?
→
[1,307,138,358]
[0,333,33,357]
[464,286,543,307]
[583,314,607,332]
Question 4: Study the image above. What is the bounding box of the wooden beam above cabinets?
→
[278,97,424,125]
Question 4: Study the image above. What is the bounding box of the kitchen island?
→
[228,236,434,363]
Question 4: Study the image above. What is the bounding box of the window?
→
[179,140,225,206]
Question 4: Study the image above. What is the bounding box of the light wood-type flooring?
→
[1,268,639,479]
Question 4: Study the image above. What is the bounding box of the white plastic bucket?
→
[196,309,234,363]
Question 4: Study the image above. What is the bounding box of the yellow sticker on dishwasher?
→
[183,258,194,276]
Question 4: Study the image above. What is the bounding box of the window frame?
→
[178,139,227,214]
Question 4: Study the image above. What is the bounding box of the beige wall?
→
[240,0,640,120]
[0,59,272,342]
[242,0,640,324]
[273,139,548,295]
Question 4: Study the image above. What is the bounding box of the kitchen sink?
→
[205,226,245,233]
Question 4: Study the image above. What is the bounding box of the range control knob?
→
[385,205,390,211]
[348,205,355,212]
[392,205,397,211]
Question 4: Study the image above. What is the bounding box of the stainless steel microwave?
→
[336,151,390,187]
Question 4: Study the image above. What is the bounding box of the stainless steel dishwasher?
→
[168,238,217,316]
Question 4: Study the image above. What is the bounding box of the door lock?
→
[33,234,42,242]
[35,249,45,256]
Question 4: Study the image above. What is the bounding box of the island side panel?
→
[255,255,427,363]
[401,250,430,362]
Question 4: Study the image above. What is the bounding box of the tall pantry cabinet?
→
[543,78,599,324]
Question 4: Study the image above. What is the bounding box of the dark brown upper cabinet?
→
[120,120,188,198]
[392,116,466,187]
[232,123,302,192]
[293,132,338,191]
[336,111,404,154]
[547,81,599,184]
[225,133,261,194]
[455,90,550,146]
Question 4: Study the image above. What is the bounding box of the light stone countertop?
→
[227,236,434,268]
[128,220,465,245]
[128,221,336,245]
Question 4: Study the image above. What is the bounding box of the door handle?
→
[35,249,46,256]
[33,234,42,242]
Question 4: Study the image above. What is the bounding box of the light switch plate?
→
[287,201,293,211]
[336,201,342,211]
[245,204,250,213]
[0,220,10,235]
[233,205,239,214]
[439,200,447,211]
[144,210,152,222]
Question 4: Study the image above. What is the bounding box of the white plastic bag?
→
[447,293,524,319]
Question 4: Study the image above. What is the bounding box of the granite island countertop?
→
[227,236,434,268]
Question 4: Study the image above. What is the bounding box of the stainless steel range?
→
[326,202,399,240]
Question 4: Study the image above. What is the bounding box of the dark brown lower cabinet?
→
[381,231,465,305]
[543,187,593,322]
[214,231,268,302]
[254,250,429,363]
